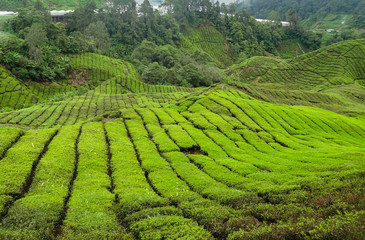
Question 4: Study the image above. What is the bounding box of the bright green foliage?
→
[69,53,129,87]
[0,84,364,238]
[60,122,122,239]
[0,128,56,197]
[0,67,36,110]
[163,124,198,150]
[70,53,194,94]
[151,108,177,125]
[0,66,87,110]
[130,215,213,240]
[181,111,217,130]
[163,151,248,207]
[187,154,250,189]
[0,124,80,239]
[145,123,180,152]
[0,53,200,127]
[123,206,183,227]
[0,127,23,157]
[105,120,167,217]
[0,40,364,239]
[0,87,195,128]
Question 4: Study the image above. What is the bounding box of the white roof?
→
[256,18,290,26]
[50,10,74,16]
[0,11,15,16]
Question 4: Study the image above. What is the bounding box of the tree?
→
[65,1,96,32]
[300,31,322,50]
[228,4,236,15]
[286,9,302,35]
[85,21,111,53]
[10,6,51,36]
[179,63,205,87]
[142,62,166,84]
[25,23,47,63]
[139,0,154,38]
[267,10,281,26]
[131,40,159,64]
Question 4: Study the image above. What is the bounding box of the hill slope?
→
[228,39,365,89]
[226,39,365,117]
[182,25,233,68]
[0,86,364,239]
[0,41,364,239]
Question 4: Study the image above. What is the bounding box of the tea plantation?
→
[0,40,364,239]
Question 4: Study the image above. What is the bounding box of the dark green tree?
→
[25,23,47,63]
[142,62,166,84]
[285,9,302,35]
[85,21,111,53]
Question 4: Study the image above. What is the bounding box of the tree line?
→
[0,0,320,85]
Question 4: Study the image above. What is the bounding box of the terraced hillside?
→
[0,66,83,110]
[0,40,365,239]
[228,39,365,90]
[0,74,198,128]
[182,25,233,67]
[0,53,186,112]
[227,39,365,118]
[0,87,364,239]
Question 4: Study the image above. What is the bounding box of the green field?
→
[0,39,364,239]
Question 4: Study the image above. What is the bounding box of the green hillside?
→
[276,38,306,58]
[182,25,233,68]
[0,85,364,239]
[228,39,365,89]
[227,39,365,118]
[0,39,364,239]
[0,53,133,111]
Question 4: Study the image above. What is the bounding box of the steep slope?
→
[0,53,148,111]
[0,66,37,110]
[0,66,78,110]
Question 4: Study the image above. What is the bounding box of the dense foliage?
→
[0,0,105,10]
[238,0,365,28]
[0,4,73,82]
[0,0,299,86]
[131,40,222,87]
[0,1,365,239]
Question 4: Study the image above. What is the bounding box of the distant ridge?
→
[227,39,365,90]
